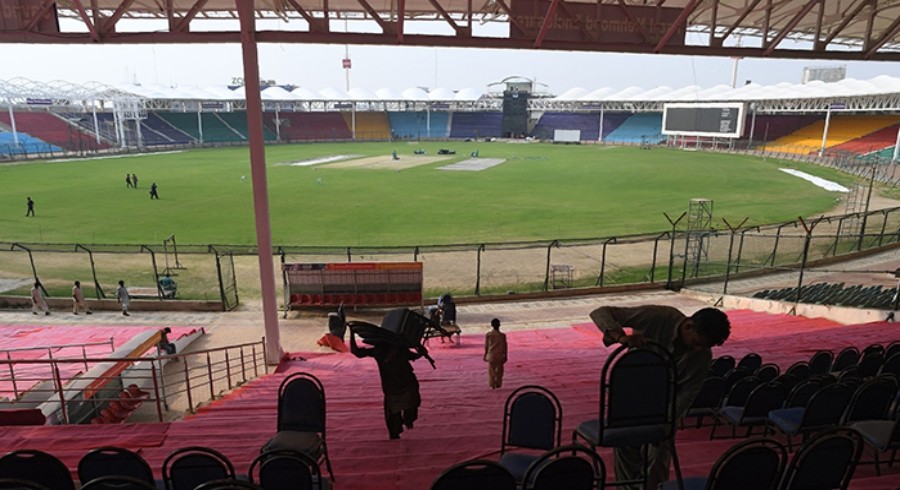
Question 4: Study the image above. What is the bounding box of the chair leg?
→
[874,450,882,477]
[670,438,685,490]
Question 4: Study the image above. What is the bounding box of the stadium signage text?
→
[0,0,58,33]
[509,0,683,46]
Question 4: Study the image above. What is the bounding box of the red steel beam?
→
[654,0,702,52]
[70,0,101,42]
[534,0,562,48]
[821,0,872,47]
[426,0,467,35]
[282,0,328,32]
[99,0,139,34]
[614,0,653,44]
[175,0,212,33]
[863,15,900,58]
[763,0,820,56]
[23,0,61,32]
[714,0,764,47]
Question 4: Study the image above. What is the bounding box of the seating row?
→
[0,444,327,490]
[288,291,422,307]
[89,384,150,425]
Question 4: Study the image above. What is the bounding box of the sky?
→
[3,18,900,95]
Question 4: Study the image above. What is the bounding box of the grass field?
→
[0,142,860,247]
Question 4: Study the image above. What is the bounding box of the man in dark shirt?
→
[350,330,425,439]
[590,305,731,489]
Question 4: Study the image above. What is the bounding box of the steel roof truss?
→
[23,0,63,31]
[174,0,211,32]
[654,0,701,52]
[281,0,329,31]
[864,15,900,58]
[355,0,394,34]
[713,0,764,48]
[614,0,653,44]
[763,0,819,55]
[820,0,872,48]
[425,0,471,36]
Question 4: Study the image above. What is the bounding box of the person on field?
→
[72,280,92,315]
[26,197,34,217]
[484,318,508,389]
[126,174,133,188]
[132,174,139,188]
[116,280,131,316]
[31,281,49,315]
[589,305,731,490]
[149,182,159,199]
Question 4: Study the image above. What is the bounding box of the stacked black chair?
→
[249,449,327,490]
[712,381,785,439]
[777,428,863,489]
[194,480,263,490]
[80,476,156,490]
[808,350,834,376]
[262,372,334,481]
[573,341,683,489]
[831,347,860,373]
[841,376,898,425]
[77,446,156,489]
[767,383,853,450]
[521,445,606,490]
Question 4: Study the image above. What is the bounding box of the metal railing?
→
[0,338,268,424]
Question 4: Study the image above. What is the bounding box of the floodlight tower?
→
[686,198,713,278]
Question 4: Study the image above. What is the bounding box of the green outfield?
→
[0,142,858,247]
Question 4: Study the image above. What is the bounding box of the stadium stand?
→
[0,130,63,157]
[141,113,195,146]
[262,112,352,141]
[0,111,103,152]
[604,112,664,144]
[342,111,391,140]
[742,114,823,142]
[387,111,451,139]
[531,112,603,141]
[448,112,503,139]
[766,115,898,154]
[218,111,277,142]
[829,122,900,156]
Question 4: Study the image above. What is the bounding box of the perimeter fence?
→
[2,206,900,309]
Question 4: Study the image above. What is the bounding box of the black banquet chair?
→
[193,479,263,490]
[521,444,606,490]
[262,372,334,481]
[767,382,853,450]
[572,341,683,489]
[248,449,329,490]
[0,479,50,490]
[77,446,156,489]
[430,459,517,490]
[0,450,76,490]
[660,437,787,490]
[497,385,563,484]
[80,476,157,490]
[777,428,863,490]
[850,408,900,476]
[161,446,235,490]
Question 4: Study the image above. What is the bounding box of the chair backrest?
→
[800,383,853,430]
[736,353,763,373]
[783,361,810,382]
[779,428,862,490]
[741,382,786,419]
[842,376,898,424]
[193,479,263,490]
[754,363,780,383]
[162,446,235,490]
[857,350,884,378]
[722,368,753,391]
[879,352,900,377]
[785,378,825,408]
[709,356,736,378]
[831,347,860,373]
[885,341,900,361]
[601,343,676,435]
[0,479,50,490]
[862,343,885,357]
[808,350,834,376]
[278,372,326,433]
[688,376,727,412]
[77,446,155,487]
[0,450,75,490]
[708,438,787,490]
[722,376,762,408]
[522,445,606,490]
[501,385,562,453]
[79,475,157,490]
[248,450,321,490]
[430,459,517,490]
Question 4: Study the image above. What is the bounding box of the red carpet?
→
[1,311,898,489]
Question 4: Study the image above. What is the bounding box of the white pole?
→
[820,105,832,157]
[351,103,356,140]
[92,105,100,144]
[426,106,431,138]
[892,124,900,163]
[748,106,757,149]
[7,102,18,146]
[599,105,605,143]
[731,57,741,88]
[197,107,204,144]
[274,108,281,141]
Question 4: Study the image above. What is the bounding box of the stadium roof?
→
[1,0,898,60]
[4,75,899,104]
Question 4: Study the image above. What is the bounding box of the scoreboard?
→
[662,103,745,139]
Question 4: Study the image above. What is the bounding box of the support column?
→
[237,0,282,364]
